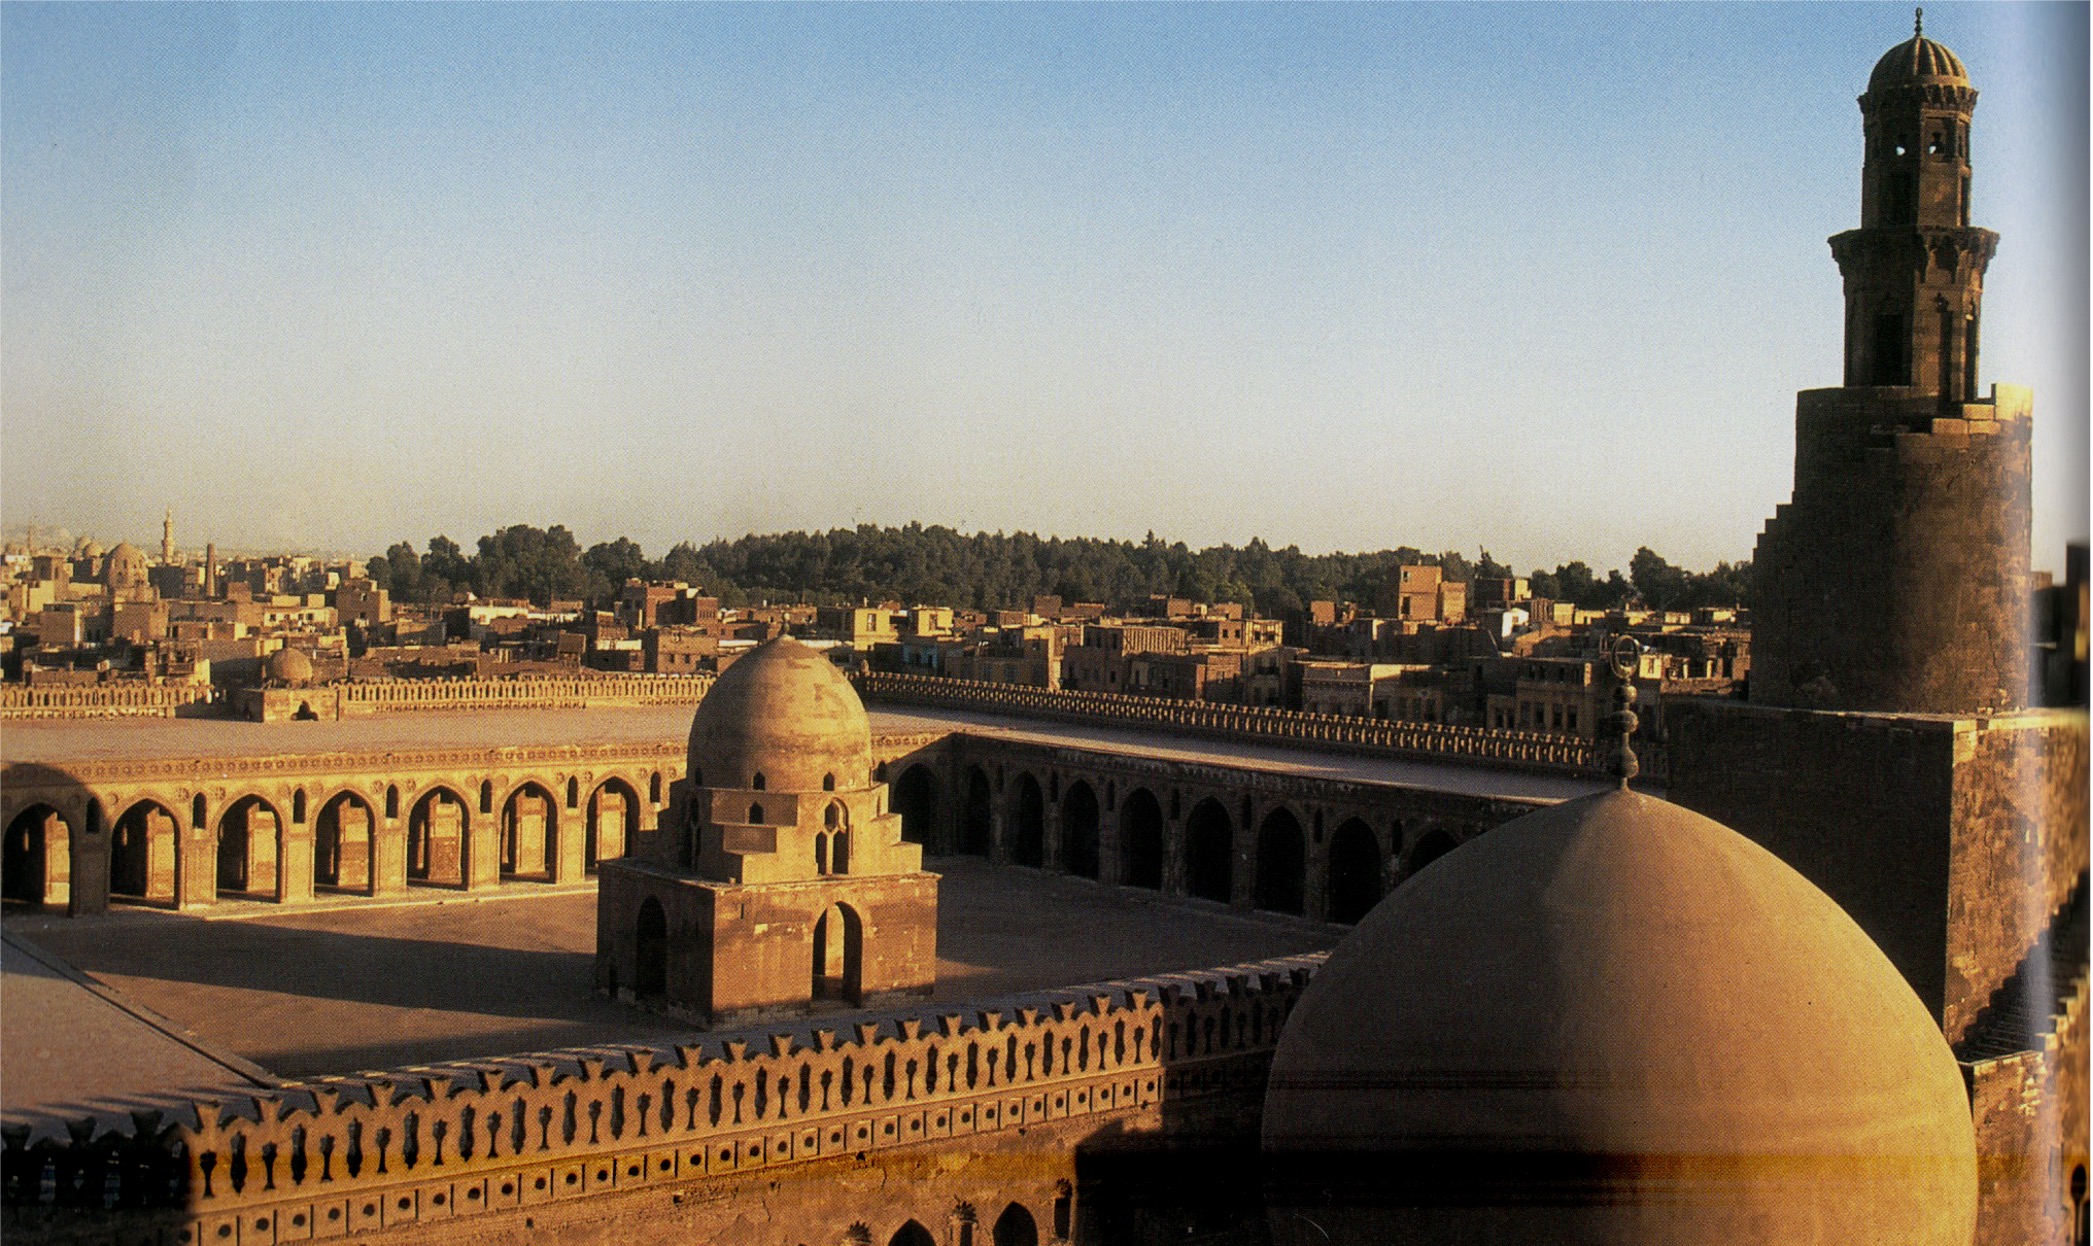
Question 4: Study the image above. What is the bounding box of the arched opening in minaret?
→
[812,902,864,1003]
[1870,311,1909,385]
[635,898,667,1000]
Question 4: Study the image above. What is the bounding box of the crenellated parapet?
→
[0,684,216,721]
[0,954,1323,1243]
[855,673,1601,777]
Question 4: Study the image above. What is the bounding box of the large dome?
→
[1867,33,1968,93]
[686,636,872,793]
[1263,789,1977,1246]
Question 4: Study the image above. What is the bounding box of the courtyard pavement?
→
[6,857,1343,1085]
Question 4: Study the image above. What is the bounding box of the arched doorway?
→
[1185,798,1233,903]
[1119,787,1165,890]
[992,1203,1039,1246]
[586,778,641,869]
[1254,808,1305,915]
[500,783,559,881]
[217,796,282,898]
[1060,780,1100,879]
[893,765,939,846]
[3,805,68,908]
[812,902,865,1003]
[1325,818,1384,924]
[961,767,993,856]
[1407,827,1458,879]
[110,801,178,904]
[889,1222,936,1246]
[1012,774,1045,867]
[407,787,468,887]
[635,897,667,999]
[314,792,375,894]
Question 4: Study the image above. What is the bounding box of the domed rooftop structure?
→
[1263,789,1977,1246]
[1867,24,1968,93]
[103,541,150,589]
[687,636,872,793]
[263,647,315,687]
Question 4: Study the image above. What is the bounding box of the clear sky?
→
[3,2,2085,573]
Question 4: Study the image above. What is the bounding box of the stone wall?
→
[1667,698,2087,1043]
[1964,963,2089,1246]
[0,955,1320,1246]
[1751,386,2033,714]
[1946,716,2091,1041]
[857,672,1600,777]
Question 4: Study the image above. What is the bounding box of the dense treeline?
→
[365,523,1750,615]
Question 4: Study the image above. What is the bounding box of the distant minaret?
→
[205,543,219,598]
[161,508,175,564]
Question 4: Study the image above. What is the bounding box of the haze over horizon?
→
[4,2,2086,574]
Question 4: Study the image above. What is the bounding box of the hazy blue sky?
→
[4,2,2085,573]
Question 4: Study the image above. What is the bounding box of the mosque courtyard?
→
[4,854,1340,1083]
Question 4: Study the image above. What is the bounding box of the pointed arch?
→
[315,790,376,894]
[1119,787,1165,890]
[1325,817,1383,924]
[1059,779,1100,879]
[1011,773,1046,867]
[893,764,939,846]
[812,902,865,1003]
[111,799,179,905]
[960,766,993,856]
[407,786,469,887]
[3,804,69,908]
[499,781,559,881]
[1185,798,1233,903]
[991,1203,1039,1246]
[1254,807,1306,915]
[586,777,641,869]
[216,795,283,898]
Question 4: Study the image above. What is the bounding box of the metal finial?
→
[1915,7,1924,37]
[1604,635,1642,790]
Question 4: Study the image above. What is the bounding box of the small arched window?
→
[293,789,307,823]
[752,773,766,792]
[822,773,836,792]
[385,786,399,820]
[566,777,578,808]
[815,832,830,876]
[748,802,765,824]
[480,781,493,814]
[832,829,850,875]
[649,772,662,804]
[192,794,207,830]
